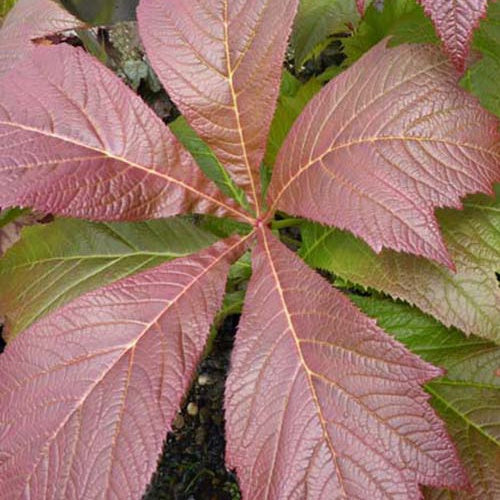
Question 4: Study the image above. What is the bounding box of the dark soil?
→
[143,315,241,500]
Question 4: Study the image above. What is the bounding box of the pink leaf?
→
[0,236,246,499]
[356,0,367,16]
[0,0,83,77]
[137,0,299,213]
[225,227,468,499]
[0,44,249,223]
[268,41,500,267]
[417,0,489,72]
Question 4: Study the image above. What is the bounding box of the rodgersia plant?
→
[0,0,498,498]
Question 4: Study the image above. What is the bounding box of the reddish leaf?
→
[0,0,83,77]
[268,41,500,267]
[225,227,467,499]
[0,44,249,223]
[137,0,299,213]
[356,0,367,15]
[0,236,245,499]
[417,0,488,72]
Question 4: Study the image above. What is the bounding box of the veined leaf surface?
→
[417,0,488,72]
[268,40,500,267]
[0,236,244,499]
[0,216,217,339]
[353,297,500,499]
[0,0,83,77]
[301,187,500,341]
[225,227,466,499]
[137,0,299,212]
[0,45,248,223]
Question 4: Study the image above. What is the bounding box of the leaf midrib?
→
[0,120,252,223]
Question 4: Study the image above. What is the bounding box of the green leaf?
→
[0,0,17,20]
[301,187,500,341]
[461,1,500,118]
[0,207,29,228]
[292,0,360,66]
[351,296,500,500]
[170,116,251,212]
[61,0,138,24]
[0,216,217,339]
[343,0,436,65]
[264,70,322,168]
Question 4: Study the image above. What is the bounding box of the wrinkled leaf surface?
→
[0,237,243,498]
[269,41,500,267]
[225,228,466,499]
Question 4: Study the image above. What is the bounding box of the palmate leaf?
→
[137,0,299,212]
[225,227,467,499]
[0,216,217,340]
[0,0,83,77]
[300,187,500,341]
[0,44,248,223]
[352,297,500,499]
[0,236,246,498]
[417,0,489,72]
[268,40,500,267]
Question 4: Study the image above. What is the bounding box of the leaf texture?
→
[300,187,500,341]
[0,44,248,223]
[462,1,500,119]
[0,236,245,499]
[0,0,82,77]
[169,116,250,211]
[268,40,500,267]
[352,297,500,499]
[0,216,217,339]
[225,227,467,499]
[137,0,299,213]
[292,0,359,66]
[417,0,488,72]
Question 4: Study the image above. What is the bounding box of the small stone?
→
[172,414,184,430]
[197,373,211,386]
[195,427,206,445]
[187,402,199,416]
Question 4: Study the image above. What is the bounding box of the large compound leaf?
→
[0,44,248,223]
[0,236,245,499]
[0,216,217,340]
[353,297,500,499]
[462,1,500,119]
[292,0,359,66]
[417,0,488,72]
[137,0,299,213]
[301,187,500,341]
[225,227,466,499]
[0,0,83,77]
[268,40,500,267]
